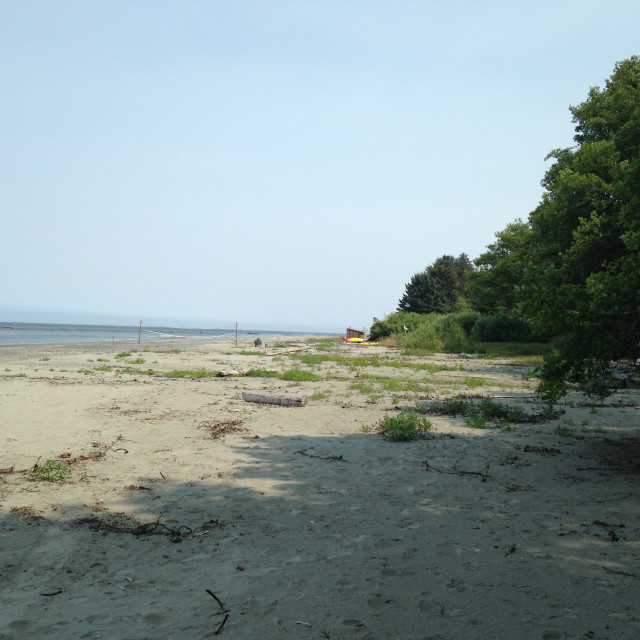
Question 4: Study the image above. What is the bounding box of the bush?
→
[379,411,432,441]
[469,313,537,342]
[29,460,72,482]
[431,315,469,352]
[452,312,481,337]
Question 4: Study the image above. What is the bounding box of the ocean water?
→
[0,322,311,347]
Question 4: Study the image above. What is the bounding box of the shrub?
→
[29,460,71,482]
[379,410,432,441]
[470,313,538,343]
[431,314,469,352]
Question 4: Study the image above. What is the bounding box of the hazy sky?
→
[2,1,639,331]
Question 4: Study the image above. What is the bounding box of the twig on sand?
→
[206,590,230,635]
[424,459,490,481]
[295,449,344,462]
[600,566,640,579]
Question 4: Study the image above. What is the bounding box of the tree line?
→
[390,57,640,402]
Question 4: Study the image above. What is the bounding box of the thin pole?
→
[235,322,238,348]
[138,321,142,344]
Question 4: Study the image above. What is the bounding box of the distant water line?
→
[0,322,319,347]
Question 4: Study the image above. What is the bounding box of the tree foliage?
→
[398,254,473,314]
[517,57,640,401]
[390,58,639,403]
[470,220,531,312]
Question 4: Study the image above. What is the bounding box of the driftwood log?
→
[241,392,306,407]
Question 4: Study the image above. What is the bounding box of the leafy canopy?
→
[517,57,640,402]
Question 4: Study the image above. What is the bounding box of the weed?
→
[96,357,109,362]
[281,369,321,382]
[428,398,529,428]
[464,377,488,388]
[40,356,51,361]
[166,369,217,379]
[237,350,266,356]
[77,368,95,375]
[126,357,146,364]
[555,425,584,438]
[3,373,26,378]
[169,348,181,353]
[118,368,155,376]
[351,381,376,395]
[244,368,280,378]
[115,351,134,359]
[310,390,332,401]
[380,411,431,441]
[29,460,71,483]
[94,365,114,372]
[244,368,321,382]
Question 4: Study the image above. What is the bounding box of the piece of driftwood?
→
[217,370,242,377]
[242,392,306,407]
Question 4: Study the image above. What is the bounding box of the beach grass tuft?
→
[29,459,71,483]
[379,411,431,441]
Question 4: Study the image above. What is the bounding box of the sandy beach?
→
[1,336,639,639]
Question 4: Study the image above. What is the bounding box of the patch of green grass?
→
[77,368,95,374]
[464,377,489,388]
[244,368,280,378]
[237,350,266,356]
[474,342,552,362]
[126,357,146,364]
[310,390,332,401]
[427,398,529,428]
[115,350,135,359]
[243,368,321,382]
[352,373,434,394]
[555,425,585,439]
[40,356,51,361]
[96,357,109,362]
[379,411,432,441]
[351,381,376,395]
[166,369,217,379]
[3,372,26,378]
[168,348,181,353]
[29,460,71,483]
[119,367,155,376]
[307,337,342,351]
[281,369,321,382]
[94,365,114,372]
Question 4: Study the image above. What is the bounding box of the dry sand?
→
[1,336,639,640]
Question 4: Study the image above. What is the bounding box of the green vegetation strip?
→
[420,398,534,429]
[288,352,462,372]
[166,369,217,379]
[244,368,321,382]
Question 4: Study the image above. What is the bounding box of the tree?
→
[398,271,446,314]
[517,57,640,402]
[470,220,531,312]
[398,254,472,314]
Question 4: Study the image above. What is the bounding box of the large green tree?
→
[518,57,640,401]
[470,219,531,312]
[398,254,472,314]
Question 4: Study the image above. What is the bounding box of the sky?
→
[1,1,639,332]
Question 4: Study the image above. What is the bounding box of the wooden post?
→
[138,321,142,344]
[235,322,238,348]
